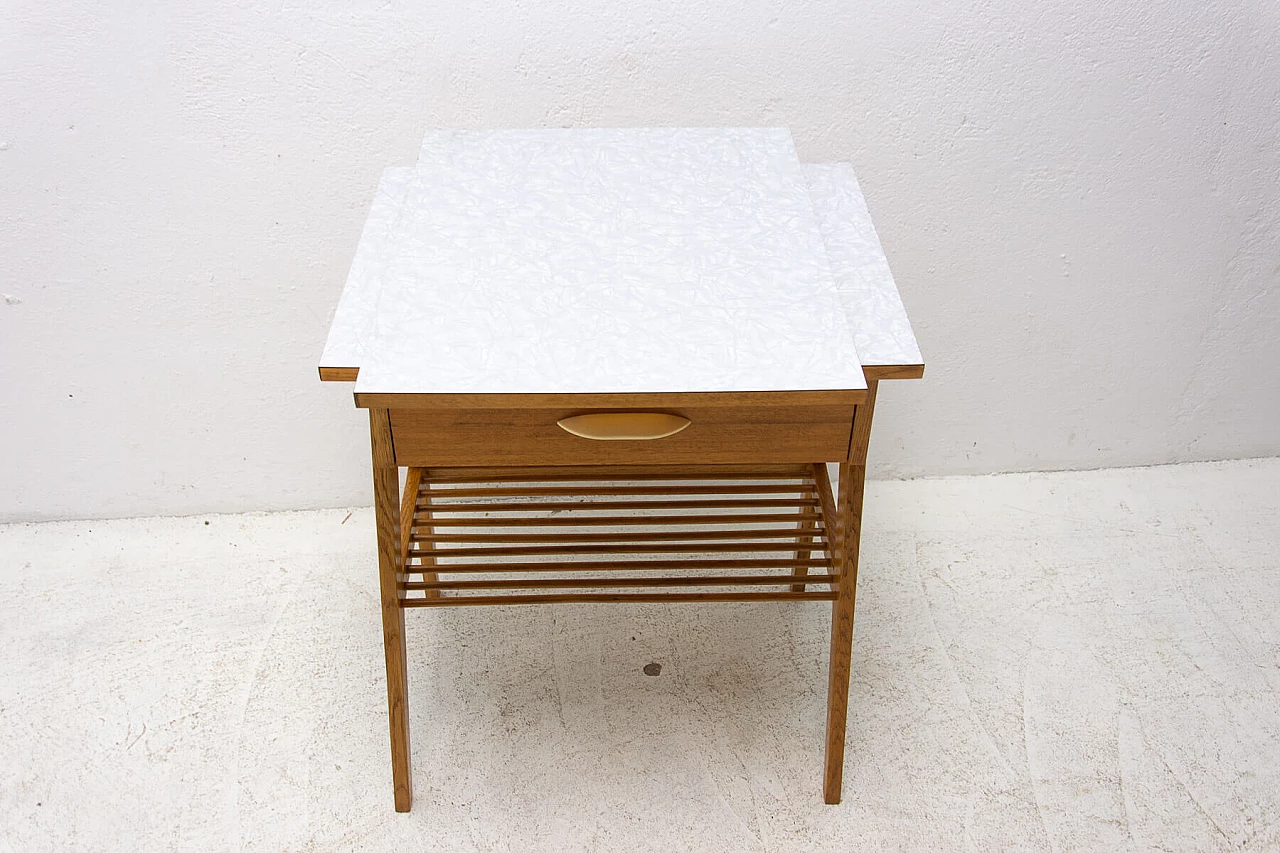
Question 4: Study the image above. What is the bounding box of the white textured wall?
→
[2,1,1278,521]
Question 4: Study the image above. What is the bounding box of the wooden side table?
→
[320,129,922,812]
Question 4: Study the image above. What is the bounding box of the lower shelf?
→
[400,463,842,606]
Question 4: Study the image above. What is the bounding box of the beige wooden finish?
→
[387,402,855,467]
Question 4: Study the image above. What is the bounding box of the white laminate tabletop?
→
[334,128,867,395]
[319,167,415,375]
[803,164,923,371]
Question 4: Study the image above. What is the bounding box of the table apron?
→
[388,405,855,466]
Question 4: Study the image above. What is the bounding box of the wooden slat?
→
[420,483,816,498]
[411,528,828,544]
[864,363,924,381]
[402,558,830,574]
[847,380,879,465]
[368,408,412,811]
[417,512,820,528]
[416,497,820,513]
[409,541,829,559]
[399,467,422,563]
[400,590,838,606]
[404,574,838,591]
[420,470,812,485]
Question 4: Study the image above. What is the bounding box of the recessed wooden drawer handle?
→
[556,413,691,440]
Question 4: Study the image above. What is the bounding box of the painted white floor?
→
[2,459,1278,852]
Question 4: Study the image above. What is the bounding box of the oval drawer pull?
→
[557,413,691,441]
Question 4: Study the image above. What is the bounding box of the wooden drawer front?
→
[389,406,854,466]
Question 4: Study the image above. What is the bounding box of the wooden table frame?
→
[364,380,880,812]
[318,138,923,813]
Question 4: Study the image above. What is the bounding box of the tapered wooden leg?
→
[823,380,877,804]
[401,468,439,599]
[371,409,412,812]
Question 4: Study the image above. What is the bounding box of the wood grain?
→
[415,497,820,513]
[421,463,812,480]
[410,511,819,528]
[399,467,422,569]
[400,467,438,601]
[413,528,828,544]
[409,540,827,559]
[390,405,854,466]
[404,574,838,591]
[401,591,837,606]
[319,365,360,382]
[370,408,412,812]
[402,560,831,577]
[846,379,879,463]
[825,379,877,805]
[423,481,812,494]
[396,468,837,609]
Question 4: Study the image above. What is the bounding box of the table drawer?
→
[389,405,854,466]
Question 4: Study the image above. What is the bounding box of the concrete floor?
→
[2,459,1278,852]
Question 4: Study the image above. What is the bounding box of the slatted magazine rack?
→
[400,465,839,607]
